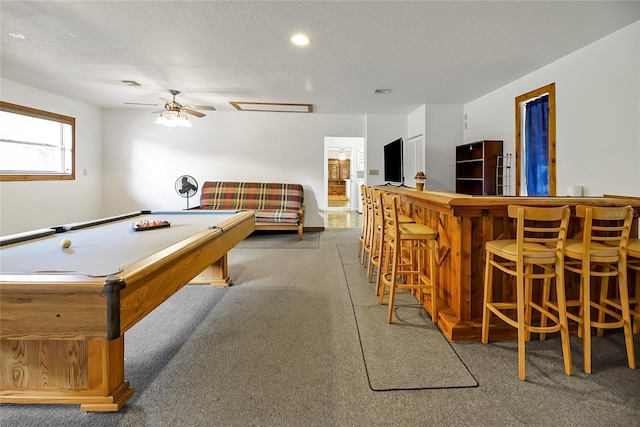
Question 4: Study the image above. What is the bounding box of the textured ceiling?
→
[1,1,639,115]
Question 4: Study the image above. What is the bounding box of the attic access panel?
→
[230,102,313,113]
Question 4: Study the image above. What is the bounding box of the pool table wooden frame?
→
[0,210,255,412]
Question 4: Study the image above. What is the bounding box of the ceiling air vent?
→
[373,89,391,94]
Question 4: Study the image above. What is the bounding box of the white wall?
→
[407,105,427,188]
[102,109,366,228]
[365,114,408,186]
[638,22,640,193]
[0,79,104,235]
[464,21,640,197]
[425,105,462,191]
[407,104,462,191]
[408,105,426,143]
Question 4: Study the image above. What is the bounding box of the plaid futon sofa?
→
[197,181,305,240]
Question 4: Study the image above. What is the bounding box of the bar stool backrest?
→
[575,205,633,263]
[382,194,401,243]
[507,204,570,262]
[359,185,367,235]
[372,189,385,230]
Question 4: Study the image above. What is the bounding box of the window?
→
[515,83,556,196]
[0,102,75,181]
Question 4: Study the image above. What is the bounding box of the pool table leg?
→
[189,253,233,286]
[0,336,134,412]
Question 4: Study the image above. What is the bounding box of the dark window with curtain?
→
[524,95,549,196]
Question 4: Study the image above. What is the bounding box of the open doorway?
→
[324,137,365,228]
[324,137,365,212]
[327,149,351,209]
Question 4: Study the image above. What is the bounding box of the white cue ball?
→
[60,238,72,249]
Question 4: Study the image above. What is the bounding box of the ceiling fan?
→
[125,89,216,118]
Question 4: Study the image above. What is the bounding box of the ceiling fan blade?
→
[183,108,206,118]
[125,102,163,106]
[184,105,216,111]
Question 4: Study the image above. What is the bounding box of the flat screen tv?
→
[383,138,404,184]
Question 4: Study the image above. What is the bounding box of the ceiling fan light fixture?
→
[155,113,167,125]
[155,110,192,128]
[179,115,192,128]
[135,90,212,127]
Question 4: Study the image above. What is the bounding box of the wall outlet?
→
[369,169,379,175]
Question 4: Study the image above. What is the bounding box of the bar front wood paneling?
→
[376,187,640,341]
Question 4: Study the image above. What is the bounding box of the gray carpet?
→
[338,242,477,390]
[235,230,320,249]
[1,229,639,427]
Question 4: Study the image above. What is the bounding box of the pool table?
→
[0,209,255,412]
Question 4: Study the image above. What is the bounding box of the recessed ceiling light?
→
[291,33,310,46]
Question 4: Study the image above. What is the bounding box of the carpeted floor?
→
[1,229,639,426]
[339,242,477,390]
[235,230,320,249]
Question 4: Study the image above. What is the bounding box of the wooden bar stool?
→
[596,238,640,335]
[368,189,387,287]
[368,189,414,294]
[627,239,640,334]
[361,186,374,268]
[378,194,437,324]
[358,185,368,261]
[546,205,635,374]
[481,205,572,381]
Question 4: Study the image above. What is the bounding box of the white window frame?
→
[0,101,75,181]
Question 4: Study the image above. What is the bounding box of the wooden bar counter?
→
[377,187,640,341]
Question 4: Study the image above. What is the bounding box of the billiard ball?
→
[60,238,72,249]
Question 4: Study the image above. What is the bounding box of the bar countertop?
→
[372,187,639,341]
